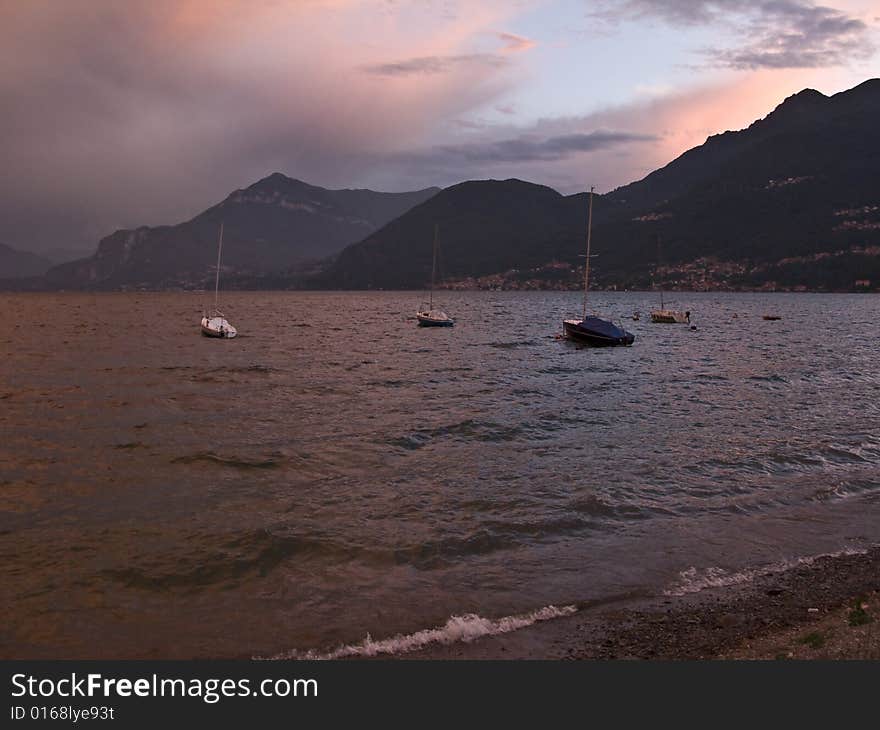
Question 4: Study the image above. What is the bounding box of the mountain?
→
[0,243,52,278]
[604,87,831,213]
[592,78,880,288]
[44,174,439,289]
[321,79,880,292]
[39,246,99,265]
[317,179,589,289]
[15,79,880,292]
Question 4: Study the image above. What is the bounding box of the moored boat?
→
[650,308,690,324]
[417,223,454,327]
[649,237,690,324]
[562,187,634,347]
[201,311,237,338]
[563,316,635,346]
[200,222,237,339]
[417,309,454,327]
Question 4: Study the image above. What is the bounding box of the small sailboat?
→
[650,237,690,324]
[200,222,237,338]
[417,223,454,327]
[563,187,634,346]
[650,303,690,325]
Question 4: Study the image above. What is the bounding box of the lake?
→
[1,290,879,658]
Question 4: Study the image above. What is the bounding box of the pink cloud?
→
[497,32,537,53]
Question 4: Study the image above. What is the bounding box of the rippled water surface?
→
[1,291,879,657]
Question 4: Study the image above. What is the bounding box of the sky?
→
[1,0,878,256]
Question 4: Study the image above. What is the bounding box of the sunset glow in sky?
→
[1,0,878,254]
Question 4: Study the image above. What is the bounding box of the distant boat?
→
[762,315,782,321]
[650,237,690,324]
[200,222,237,338]
[651,308,690,324]
[563,187,634,346]
[417,223,454,327]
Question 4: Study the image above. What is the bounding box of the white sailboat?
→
[417,223,454,327]
[650,294,690,324]
[649,237,690,324]
[200,222,237,338]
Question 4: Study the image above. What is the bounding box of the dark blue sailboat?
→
[563,315,634,346]
[562,187,634,347]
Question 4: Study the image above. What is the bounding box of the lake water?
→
[2,291,879,658]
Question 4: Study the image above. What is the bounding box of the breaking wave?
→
[664,546,869,597]
[263,604,577,660]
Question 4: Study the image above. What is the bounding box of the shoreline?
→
[3,286,880,295]
[402,546,880,660]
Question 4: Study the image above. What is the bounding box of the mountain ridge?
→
[0,242,53,278]
[9,78,880,292]
[321,78,880,292]
[43,174,440,289]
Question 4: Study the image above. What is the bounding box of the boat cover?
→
[576,316,631,339]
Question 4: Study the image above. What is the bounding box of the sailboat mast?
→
[583,186,594,320]
[214,222,224,311]
[656,235,664,310]
[431,223,438,310]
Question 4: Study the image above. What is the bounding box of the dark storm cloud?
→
[432,130,658,164]
[595,0,875,68]
[0,1,525,257]
[385,129,658,182]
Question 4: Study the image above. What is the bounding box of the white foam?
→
[263,604,577,660]
[664,546,869,597]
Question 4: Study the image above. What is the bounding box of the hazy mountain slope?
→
[0,243,52,278]
[44,174,439,289]
[320,79,880,291]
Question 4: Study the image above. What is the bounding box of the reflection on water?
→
[1,291,879,658]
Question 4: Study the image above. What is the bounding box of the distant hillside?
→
[594,78,880,287]
[0,243,52,278]
[44,174,439,290]
[320,78,880,292]
[11,79,880,293]
[316,179,590,289]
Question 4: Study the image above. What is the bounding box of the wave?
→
[746,374,789,383]
[488,340,538,349]
[391,517,605,569]
[567,494,648,520]
[101,529,348,591]
[262,604,577,660]
[387,419,522,450]
[171,451,284,469]
[809,478,879,502]
[538,365,580,375]
[664,546,869,597]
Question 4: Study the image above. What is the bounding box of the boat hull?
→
[417,310,454,327]
[200,316,237,338]
[563,318,634,347]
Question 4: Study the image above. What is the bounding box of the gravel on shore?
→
[405,546,880,660]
